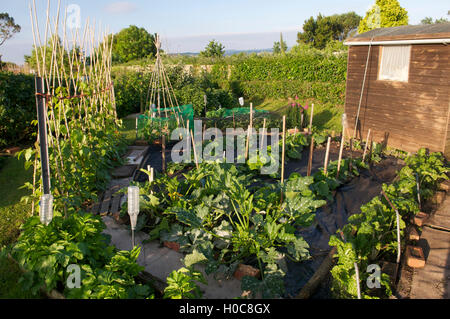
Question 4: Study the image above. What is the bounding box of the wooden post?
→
[307,136,314,177]
[261,118,267,153]
[245,125,251,160]
[162,135,166,173]
[362,129,371,162]
[309,103,314,133]
[323,137,331,175]
[336,132,345,178]
[301,113,304,129]
[349,137,353,173]
[190,129,199,169]
[249,102,253,130]
[369,137,373,164]
[35,76,51,195]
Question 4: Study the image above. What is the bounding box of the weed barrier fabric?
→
[135,142,403,298]
[284,157,403,298]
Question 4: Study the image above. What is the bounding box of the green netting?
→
[137,104,194,138]
[206,107,269,118]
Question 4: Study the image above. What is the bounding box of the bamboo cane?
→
[307,137,314,177]
[362,129,371,162]
[245,125,250,160]
[336,132,345,178]
[190,129,199,169]
[162,135,166,173]
[324,137,331,175]
[309,103,314,133]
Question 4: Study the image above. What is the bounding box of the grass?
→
[120,117,138,144]
[0,155,33,247]
[255,98,344,133]
[0,154,38,298]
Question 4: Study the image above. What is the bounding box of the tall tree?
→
[273,33,287,54]
[199,40,225,58]
[358,0,409,33]
[112,25,156,63]
[297,12,361,49]
[0,13,20,47]
[0,13,21,67]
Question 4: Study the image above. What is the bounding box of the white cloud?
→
[104,2,137,14]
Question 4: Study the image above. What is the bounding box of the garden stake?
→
[190,129,199,169]
[135,117,138,139]
[260,118,267,153]
[348,138,353,173]
[381,189,402,265]
[147,165,151,182]
[307,136,314,177]
[362,129,371,162]
[323,136,331,175]
[369,137,373,165]
[415,173,421,210]
[354,262,362,299]
[336,132,345,178]
[301,113,304,129]
[250,102,253,130]
[245,125,251,160]
[309,103,314,133]
[162,135,166,173]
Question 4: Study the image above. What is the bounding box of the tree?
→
[335,12,362,39]
[358,0,409,33]
[421,16,449,24]
[297,12,361,49]
[0,13,20,47]
[273,33,288,54]
[112,25,156,63]
[0,13,21,68]
[199,40,225,58]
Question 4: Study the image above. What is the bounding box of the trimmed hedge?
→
[0,72,35,148]
[234,80,346,105]
[210,53,347,84]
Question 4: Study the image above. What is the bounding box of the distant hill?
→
[169,48,276,56]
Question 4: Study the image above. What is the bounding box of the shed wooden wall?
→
[344,44,450,158]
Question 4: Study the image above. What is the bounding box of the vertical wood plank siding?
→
[344,44,450,157]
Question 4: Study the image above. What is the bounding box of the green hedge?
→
[0,72,35,148]
[112,70,151,118]
[210,53,347,84]
[235,80,346,105]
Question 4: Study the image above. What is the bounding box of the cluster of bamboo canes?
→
[144,34,185,131]
[29,0,116,214]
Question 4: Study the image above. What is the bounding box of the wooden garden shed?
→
[343,24,450,158]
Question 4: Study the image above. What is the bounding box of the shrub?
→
[112,70,151,118]
[0,72,35,148]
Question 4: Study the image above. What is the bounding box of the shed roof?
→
[345,23,450,45]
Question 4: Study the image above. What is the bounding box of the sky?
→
[1,0,449,64]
